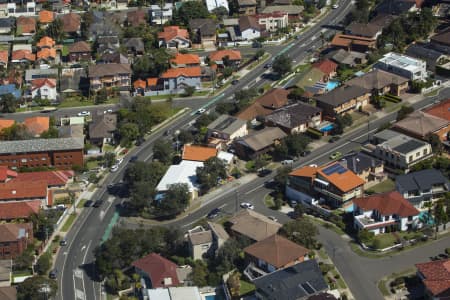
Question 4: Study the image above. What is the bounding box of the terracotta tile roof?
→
[416,259,450,297]
[229,209,282,241]
[0,200,41,220]
[158,26,189,42]
[353,191,419,217]
[317,163,365,193]
[61,13,81,33]
[209,49,242,62]
[68,41,90,53]
[37,36,55,48]
[37,48,57,60]
[393,111,450,138]
[132,253,180,288]
[0,119,14,131]
[23,116,50,136]
[161,67,202,78]
[244,234,309,269]
[12,50,36,62]
[127,9,147,27]
[133,79,146,89]
[425,98,450,121]
[313,59,338,75]
[16,170,73,187]
[0,166,18,182]
[147,78,158,86]
[289,165,318,178]
[16,16,36,34]
[170,53,200,66]
[0,180,48,201]
[256,88,289,109]
[182,145,218,162]
[0,286,17,300]
[31,79,56,91]
[331,34,376,48]
[236,102,273,121]
[0,50,8,64]
[39,10,54,23]
[0,223,32,243]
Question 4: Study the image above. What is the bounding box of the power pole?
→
[235,191,239,213]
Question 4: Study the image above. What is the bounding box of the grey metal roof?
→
[342,151,383,174]
[25,68,58,82]
[254,259,328,299]
[314,85,369,107]
[265,102,322,130]
[392,139,426,154]
[372,129,399,144]
[207,114,247,135]
[0,137,84,154]
[237,127,287,152]
[396,169,449,191]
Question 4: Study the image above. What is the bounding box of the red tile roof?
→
[132,253,180,288]
[0,50,8,64]
[37,48,57,60]
[37,36,55,48]
[244,234,309,269]
[0,181,48,201]
[313,59,338,75]
[317,163,365,193]
[161,67,201,78]
[236,88,289,121]
[416,259,450,297]
[0,223,32,242]
[24,116,50,136]
[209,49,242,62]
[0,119,14,131]
[39,10,54,23]
[331,34,376,48]
[425,98,450,121]
[0,166,18,182]
[133,79,146,89]
[0,200,41,220]
[147,78,158,86]
[16,16,36,34]
[353,191,419,217]
[61,13,81,33]
[289,165,318,178]
[170,53,200,66]
[182,145,218,162]
[12,50,35,62]
[31,79,56,91]
[158,26,189,42]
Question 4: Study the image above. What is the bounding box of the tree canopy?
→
[173,1,210,26]
[196,157,227,192]
[153,183,190,218]
[279,217,318,249]
[272,54,292,76]
[17,276,57,300]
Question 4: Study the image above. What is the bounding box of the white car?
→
[104,109,113,114]
[240,202,255,210]
[116,158,124,165]
[197,108,206,114]
[78,111,90,117]
[332,3,339,8]
[110,165,119,172]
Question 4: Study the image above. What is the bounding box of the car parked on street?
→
[329,136,340,143]
[240,202,254,210]
[207,208,221,219]
[77,111,90,117]
[329,151,342,160]
[93,200,104,208]
[110,165,119,172]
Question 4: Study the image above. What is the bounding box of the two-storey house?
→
[265,102,322,134]
[314,85,370,117]
[88,63,132,91]
[0,223,33,259]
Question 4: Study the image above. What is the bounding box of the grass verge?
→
[264,194,276,209]
[368,179,395,193]
[77,199,88,209]
[61,213,77,232]
[240,279,255,296]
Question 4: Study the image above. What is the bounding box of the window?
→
[408,155,413,162]
[21,158,27,163]
[423,149,427,155]
[416,152,420,157]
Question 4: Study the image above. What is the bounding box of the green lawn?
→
[369,233,398,249]
[240,279,255,296]
[264,194,276,209]
[86,160,101,170]
[16,107,42,112]
[61,213,77,232]
[369,179,396,193]
[77,199,88,209]
[58,97,119,108]
[13,269,33,277]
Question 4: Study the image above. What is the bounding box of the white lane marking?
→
[82,240,92,264]
[244,184,264,195]
[99,210,105,220]
[80,270,86,300]
[80,245,86,252]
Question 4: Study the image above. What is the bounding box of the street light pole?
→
[235,191,239,213]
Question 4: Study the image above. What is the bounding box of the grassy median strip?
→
[77,199,88,209]
[61,213,77,232]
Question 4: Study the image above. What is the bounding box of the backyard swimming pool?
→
[419,211,435,225]
[326,80,340,91]
[320,123,334,132]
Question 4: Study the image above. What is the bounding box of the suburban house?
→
[243,234,309,280]
[150,3,173,25]
[253,260,328,300]
[353,191,420,235]
[254,12,289,32]
[425,98,450,124]
[88,112,117,146]
[0,223,33,259]
[39,10,54,26]
[0,84,21,100]
[340,152,386,189]
[37,36,55,49]
[170,53,200,68]
[205,0,229,12]
[345,22,383,39]
[68,41,91,62]
[233,127,287,160]
[132,253,180,288]
[228,210,282,242]
[314,85,370,117]
[396,169,449,209]
[126,9,147,27]
[406,44,448,72]
[31,78,57,101]
[286,163,365,209]
[312,59,338,82]
[262,5,304,22]
[189,18,217,48]
[207,222,229,255]
[0,50,8,69]
[24,116,50,137]
[16,16,36,36]
[370,129,433,170]
[145,287,202,300]
[159,67,202,94]
[0,137,84,169]
[36,47,57,64]
[206,114,248,146]
[430,28,450,54]
[237,0,257,15]
[11,49,35,64]
[188,228,213,260]
[239,15,262,40]
[237,88,289,123]
[209,49,241,67]
[88,63,132,91]
[123,38,145,56]
[60,68,88,95]
[330,34,377,53]
[96,35,120,55]
[346,69,409,97]
[392,111,450,142]
[156,160,203,200]
[60,13,81,35]
[265,102,322,134]
[374,52,427,81]
[25,68,58,84]
[158,26,191,49]
[327,49,368,67]
[415,259,450,300]
[0,18,14,34]
[182,145,218,162]
[0,201,41,221]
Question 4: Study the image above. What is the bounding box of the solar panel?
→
[322,163,347,176]
[300,282,316,295]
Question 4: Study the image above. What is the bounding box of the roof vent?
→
[12,190,16,194]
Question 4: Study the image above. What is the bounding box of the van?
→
[281,159,294,165]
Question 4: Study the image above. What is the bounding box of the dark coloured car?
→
[258,168,272,177]
[301,150,311,157]
[49,269,58,279]
[84,200,93,207]
[130,155,139,162]
[264,63,272,69]
[93,200,104,208]
[231,79,239,85]
[59,240,67,246]
[329,136,341,143]
[207,208,221,219]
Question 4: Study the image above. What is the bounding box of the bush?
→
[319,263,333,275]
[35,252,52,275]
[306,128,322,139]
[334,274,340,279]
[445,248,450,255]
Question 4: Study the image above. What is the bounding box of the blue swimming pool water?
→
[205,296,216,300]
[419,211,435,225]
[326,80,340,91]
[320,124,334,132]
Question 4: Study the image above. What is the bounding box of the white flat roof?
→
[206,0,229,11]
[379,52,425,72]
[147,288,171,300]
[168,287,202,300]
[218,151,234,164]
[156,160,203,192]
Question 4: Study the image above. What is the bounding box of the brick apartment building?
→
[0,223,33,259]
[0,138,84,169]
